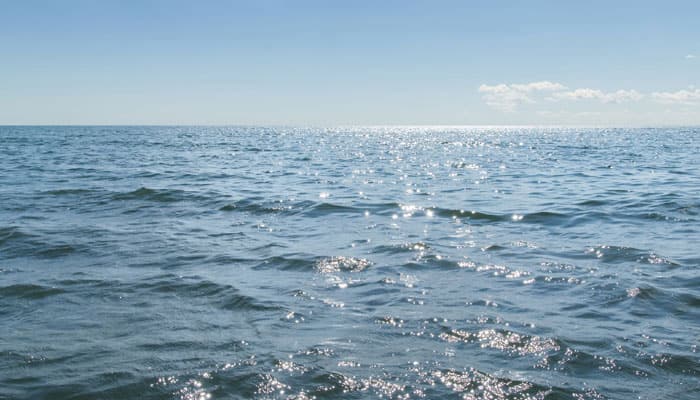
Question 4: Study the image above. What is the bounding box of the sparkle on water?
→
[0,126,698,399]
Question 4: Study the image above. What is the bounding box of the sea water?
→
[1,126,698,399]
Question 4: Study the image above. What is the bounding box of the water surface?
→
[1,126,699,399]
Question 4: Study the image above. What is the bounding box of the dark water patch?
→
[220,199,361,218]
[429,207,586,227]
[521,211,570,224]
[402,256,460,270]
[132,275,279,312]
[357,201,403,213]
[372,241,431,255]
[620,349,700,377]
[248,242,287,253]
[677,291,700,307]
[219,203,238,211]
[618,286,700,321]
[253,255,315,271]
[42,188,97,196]
[0,226,34,246]
[137,340,205,352]
[219,197,290,214]
[432,207,505,222]
[577,199,608,207]
[208,254,255,266]
[0,226,82,259]
[112,187,198,203]
[299,202,358,217]
[52,278,121,292]
[36,244,78,258]
[0,284,66,300]
[67,373,159,400]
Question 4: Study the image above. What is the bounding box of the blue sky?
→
[1,0,698,125]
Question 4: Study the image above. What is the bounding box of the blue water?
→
[1,126,698,399]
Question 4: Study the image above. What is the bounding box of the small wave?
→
[300,202,358,217]
[432,207,581,226]
[253,255,314,271]
[576,199,608,207]
[219,197,291,214]
[373,241,431,255]
[521,211,570,224]
[625,286,659,299]
[0,226,80,259]
[586,245,678,266]
[42,188,96,196]
[36,244,77,258]
[112,187,194,203]
[53,278,117,289]
[432,207,505,221]
[0,226,32,246]
[0,284,65,299]
[220,198,360,217]
[134,275,279,312]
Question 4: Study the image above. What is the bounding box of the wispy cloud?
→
[478,81,566,112]
[510,81,568,92]
[686,54,696,59]
[551,88,643,103]
[479,81,697,111]
[651,88,700,105]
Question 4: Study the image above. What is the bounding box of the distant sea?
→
[1,126,698,399]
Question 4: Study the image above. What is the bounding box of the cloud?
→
[479,81,700,113]
[686,54,696,59]
[651,88,700,105]
[510,81,568,92]
[551,88,643,103]
[478,81,567,112]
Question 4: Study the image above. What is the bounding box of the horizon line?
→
[1,124,699,129]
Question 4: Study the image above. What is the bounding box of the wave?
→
[111,187,192,203]
[0,226,81,259]
[585,245,679,266]
[219,198,359,217]
[0,284,66,299]
[132,275,279,312]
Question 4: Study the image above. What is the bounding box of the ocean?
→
[1,126,698,399]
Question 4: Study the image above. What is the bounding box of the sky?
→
[1,0,699,125]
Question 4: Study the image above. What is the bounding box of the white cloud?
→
[479,81,699,114]
[552,88,643,103]
[686,54,696,59]
[651,88,700,105]
[478,81,567,112]
[477,84,530,112]
[511,81,568,92]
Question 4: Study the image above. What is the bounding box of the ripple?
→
[2,126,699,400]
[133,275,279,312]
[0,284,66,299]
[112,187,206,203]
[585,245,676,265]
[42,188,96,196]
